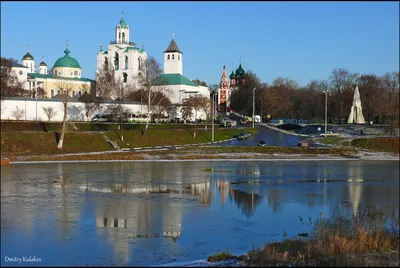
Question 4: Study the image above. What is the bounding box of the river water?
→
[1,161,398,266]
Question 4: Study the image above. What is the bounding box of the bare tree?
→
[135,56,171,134]
[95,63,116,100]
[381,72,400,128]
[329,68,358,124]
[56,81,74,149]
[11,106,25,121]
[197,95,212,130]
[0,57,28,97]
[180,95,209,137]
[79,93,99,121]
[42,106,57,121]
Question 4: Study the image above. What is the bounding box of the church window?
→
[104,58,108,70]
[19,71,23,75]
[84,91,87,94]
[123,72,128,83]
[57,90,61,95]
[33,82,35,87]
[138,57,141,70]
[178,55,180,60]
[114,52,119,70]
[74,70,78,76]
[125,56,128,70]
[122,33,125,43]
[79,91,82,96]
[167,55,170,60]
[51,89,54,97]
[172,55,174,60]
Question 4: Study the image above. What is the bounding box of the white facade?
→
[96,12,147,95]
[0,98,148,122]
[12,65,30,90]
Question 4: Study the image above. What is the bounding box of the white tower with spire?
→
[39,56,48,74]
[96,11,147,99]
[347,82,365,124]
[115,10,130,44]
[21,44,36,73]
[163,33,183,75]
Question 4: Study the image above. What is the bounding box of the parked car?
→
[297,140,309,147]
[258,140,266,146]
[237,132,249,140]
[91,114,113,122]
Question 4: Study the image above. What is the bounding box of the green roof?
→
[235,64,245,76]
[22,52,34,61]
[119,18,127,28]
[157,74,198,87]
[27,72,94,82]
[229,70,235,79]
[124,46,145,53]
[53,48,81,68]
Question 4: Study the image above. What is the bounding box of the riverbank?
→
[4,146,398,164]
[202,210,399,267]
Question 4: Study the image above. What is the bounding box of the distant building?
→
[217,63,246,112]
[3,44,95,99]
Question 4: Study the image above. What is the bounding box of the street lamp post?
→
[252,88,256,128]
[212,93,217,142]
[35,91,38,121]
[323,90,328,138]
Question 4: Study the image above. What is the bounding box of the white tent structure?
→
[347,82,365,124]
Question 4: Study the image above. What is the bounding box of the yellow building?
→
[26,43,95,99]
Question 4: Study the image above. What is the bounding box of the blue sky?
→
[1,1,398,86]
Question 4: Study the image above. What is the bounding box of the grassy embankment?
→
[316,136,399,153]
[0,121,258,159]
[208,210,399,267]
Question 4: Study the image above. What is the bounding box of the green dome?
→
[22,52,34,61]
[119,18,127,28]
[229,71,235,79]
[53,48,81,68]
[235,64,245,76]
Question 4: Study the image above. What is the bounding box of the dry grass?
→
[243,210,399,267]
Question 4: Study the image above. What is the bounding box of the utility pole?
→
[212,93,217,142]
[252,88,256,128]
[324,90,328,138]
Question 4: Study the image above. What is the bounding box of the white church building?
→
[96,11,147,93]
[96,12,209,120]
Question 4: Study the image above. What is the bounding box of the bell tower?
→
[163,33,183,75]
[115,10,130,45]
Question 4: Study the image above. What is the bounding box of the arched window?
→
[122,33,125,43]
[118,32,121,42]
[104,57,108,70]
[172,55,174,60]
[74,70,78,76]
[123,73,128,83]
[178,55,180,61]
[125,56,128,70]
[57,90,61,95]
[138,57,141,70]
[79,91,82,96]
[51,89,54,97]
[84,91,87,94]
[114,52,119,70]
[167,55,170,60]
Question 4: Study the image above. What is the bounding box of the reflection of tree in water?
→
[266,189,283,214]
[229,188,263,219]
